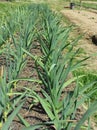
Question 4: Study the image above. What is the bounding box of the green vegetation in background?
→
[82,2,97,10]
[0,0,69,47]
[73,69,97,100]
[0,2,33,46]
[0,3,15,18]
[70,0,97,10]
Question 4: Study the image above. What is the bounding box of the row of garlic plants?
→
[0,3,97,130]
[0,4,16,47]
[23,5,97,130]
[0,4,40,130]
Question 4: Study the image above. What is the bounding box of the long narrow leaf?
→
[74,101,97,130]
[2,102,24,130]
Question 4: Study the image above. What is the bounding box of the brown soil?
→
[10,44,51,130]
[61,9,97,70]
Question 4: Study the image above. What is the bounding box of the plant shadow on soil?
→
[3,43,54,130]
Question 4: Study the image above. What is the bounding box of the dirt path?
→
[61,10,97,36]
[61,9,97,70]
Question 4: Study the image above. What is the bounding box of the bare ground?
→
[61,9,97,70]
[61,9,97,36]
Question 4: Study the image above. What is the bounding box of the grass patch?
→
[74,1,97,10]
[73,69,97,100]
[82,2,97,10]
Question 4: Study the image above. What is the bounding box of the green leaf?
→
[22,124,43,130]
[74,101,97,130]
[8,78,41,85]
[22,121,54,130]
[17,114,30,127]
[37,95,55,120]
[2,102,23,130]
